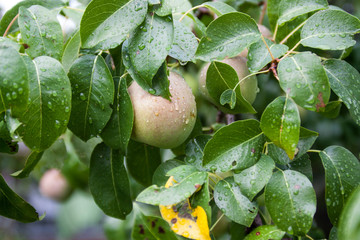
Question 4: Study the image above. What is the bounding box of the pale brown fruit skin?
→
[129,72,197,149]
[39,169,71,202]
[199,57,258,110]
[239,24,273,57]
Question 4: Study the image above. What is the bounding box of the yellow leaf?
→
[160,176,211,240]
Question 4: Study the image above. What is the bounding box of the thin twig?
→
[261,35,275,60]
[280,20,307,44]
[210,213,225,231]
[307,149,321,153]
[272,23,279,42]
[306,234,315,240]
[179,5,204,22]
[64,6,85,12]
[258,1,267,25]
[280,40,302,60]
[233,69,270,91]
[3,14,19,37]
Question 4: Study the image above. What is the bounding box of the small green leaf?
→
[234,155,275,201]
[12,151,44,178]
[101,76,133,152]
[278,52,330,112]
[152,159,184,186]
[260,96,300,159]
[0,37,21,51]
[126,140,161,187]
[169,20,198,62]
[318,101,342,119]
[62,30,81,74]
[301,9,360,50]
[191,175,211,225]
[244,225,286,240]
[89,143,132,219]
[0,174,39,223]
[68,54,114,141]
[220,89,236,109]
[277,0,328,26]
[319,146,360,225]
[185,134,212,171]
[202,1,237,16]
[132,205,178,240]
[196,12,261,62]
[247,39,288,73]
[206,61,256,114]
[338,185,360,240]
[128,13,173,87]
[155,0,192,16]
[167,165,198,182]
[203,119,265,172]
[136,172,208,205]
[214,177,258,227]
[18,5,63,60]
[323,59,360,125]
[18,56,71,151]
[0,46,29,117]
[265,170,316,235]
[80,0,148,49]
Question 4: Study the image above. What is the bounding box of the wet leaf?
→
[289,154,313,182]
[167,165,198,182]
[247,39,288,73]
[126,140,161,187]
[191,176,212,225]
[260,96,300,159]
[234,155,275,201]
[203,119,265,172]
[152,160,184,186]
[319,146,360,225]
[214,177,258,227]
[62,30,81,74]
[196,12,261,62]
[220,89,236,109]
[277,0,328,26]
[244,225,286,240]
[18,5,63,60]
[89,143,132,219]
[101,76,133,152]
[265,170,316,235]
[301,10,360,50]
[155,0,192,16]
[136,172,208,205]
[278,52,330,112]
[0,175,39,223]
[67,54,114,141]
[323,59,360,126]
[202,2,236,16]
[18,56,71,151]
[0,37,21,51]
[185,134,212,171]
[80,0,147,49]
[12,151,44,178]
[318,101,342,119]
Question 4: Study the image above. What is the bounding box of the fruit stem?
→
[272,23,279,42]
[279,19,307,45]
[232,69,270,91]
[179,5,204,22]
[258,1,267,25]
[261,35,275,61]
[210,213,224,232]
[3,14,19,37]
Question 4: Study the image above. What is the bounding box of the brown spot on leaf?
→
[139,224,144,234]
[316,92,326,112]
[151,221,156,228]
[194,184,201,189]
[256,231,261,236]
[23,44,29,49]
[158,226,165,234]
[171,218,177,224]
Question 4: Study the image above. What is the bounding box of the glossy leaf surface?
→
[244,225,286,240]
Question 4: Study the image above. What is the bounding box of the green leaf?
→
[185,134,212,171]
[136,172,208,205]
[0,37,21,51]
[278,52,330,112]
[0,174,39,223]
[154,0,192,16]
[18,56,71,151]
[234,155,275,201]
[319,146,360,225]
[62,30,81,74]
[89,143,132,219]
[101,77,133,152]
[220,89,236,109]
[260,96,300,159]
[329,227,338,240]
[301,10,360,50]
[206,61,256,114]
[244,225,286,240]
[318,101,342,119]
[167,165,198,182]
[277,0,328,26]
[126,140,161,187]
[80,0,148,49]
[338,185,360,240]
[323,59,360,125]
[289,154,313,182]
[0,46,29,117]
[202,2,237,16]
[196,12,261,62]
[214,177,258,227]
[152,159,184,186]
[18,5,63,60]
[169,20,198,62]
[12,151,44,178]
[191,175,211,225]
[132,206,178,240]
[265,170,317,235]
[67,54,114,141]
[128,13,174,86]
[267,0,280,31]
[0,0,65,35]
[247,39,288,73]
[203,119,265,172]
